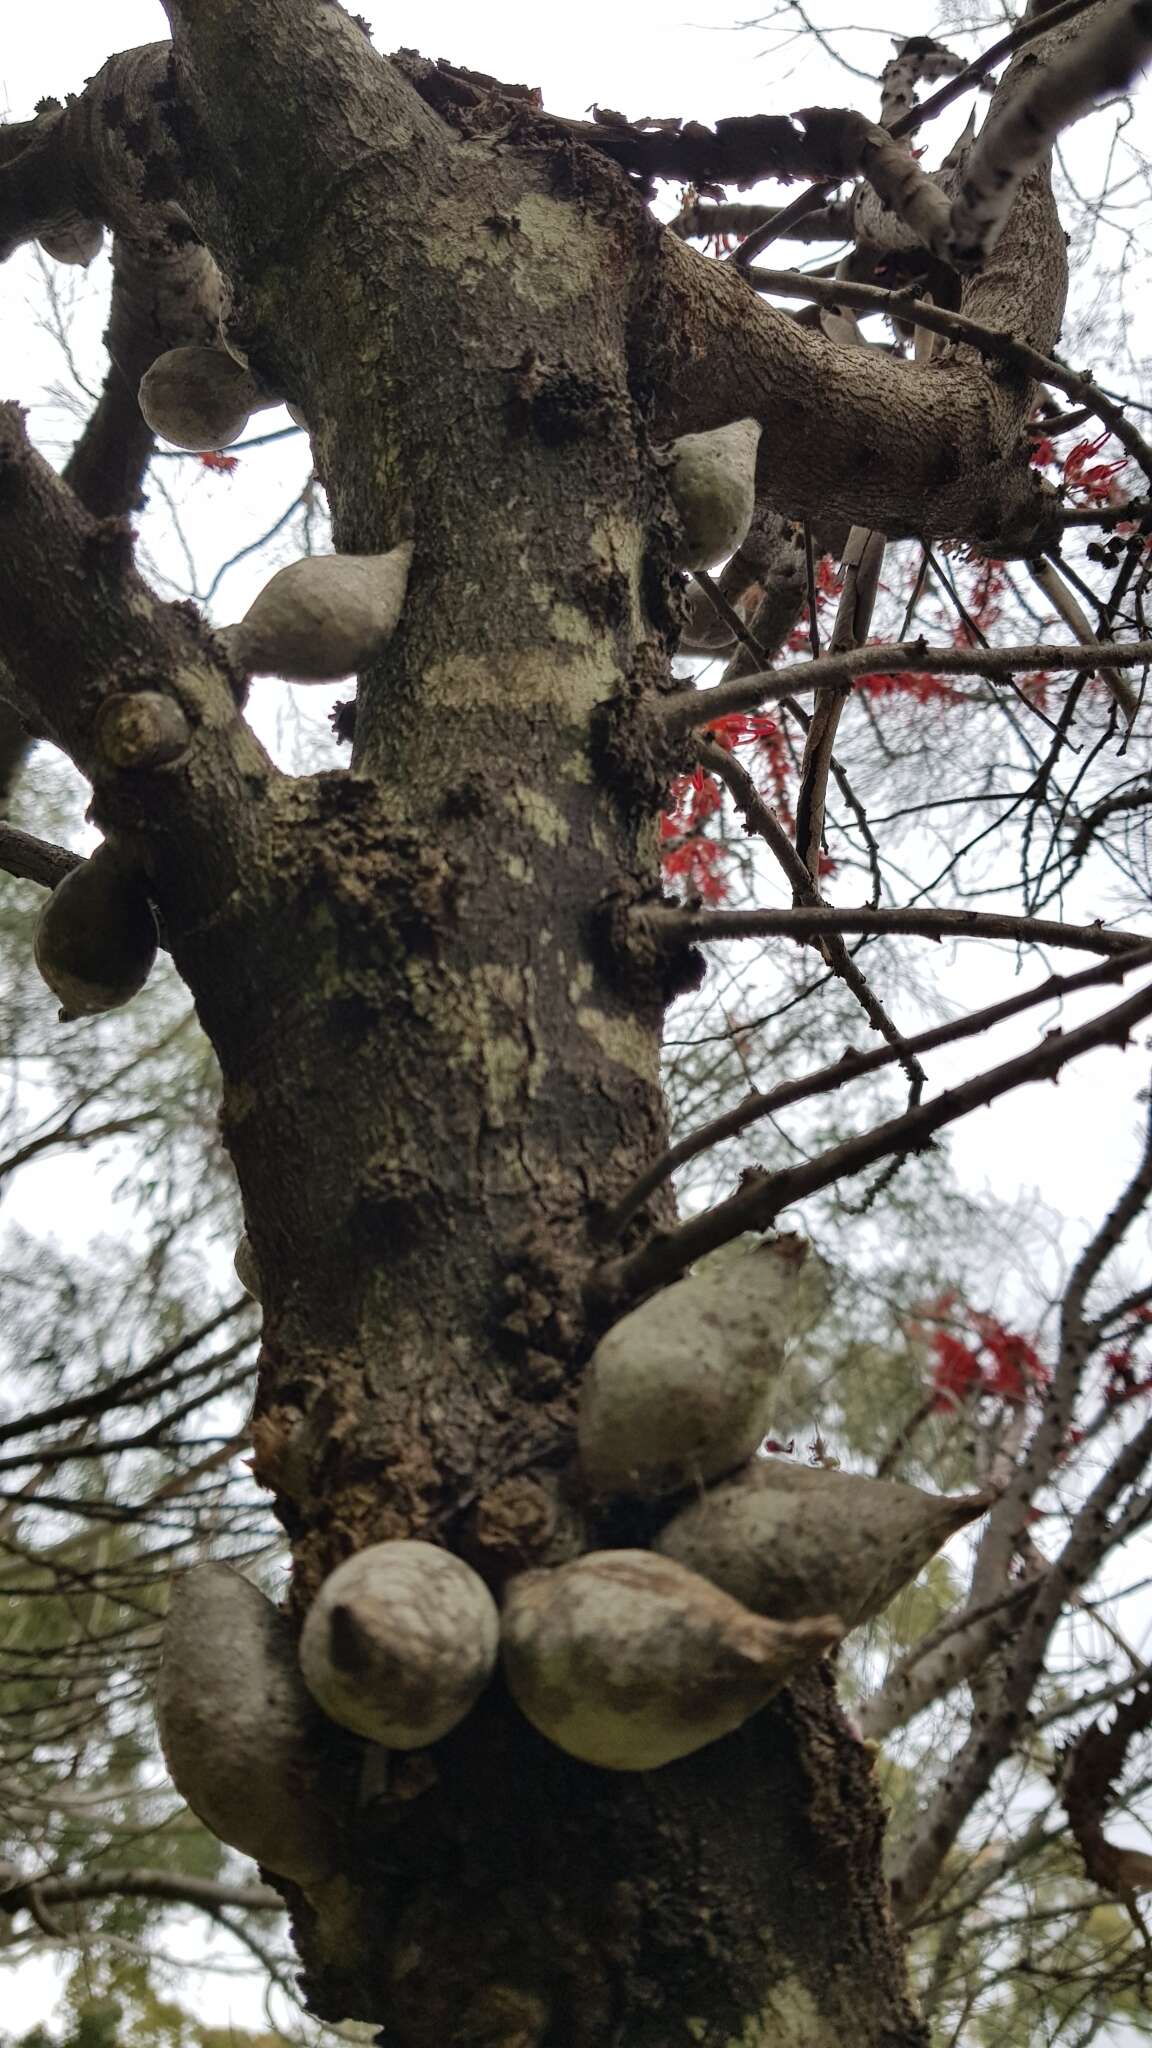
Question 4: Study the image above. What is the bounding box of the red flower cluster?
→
[860,671,959,704]
[1062,432,1128,508]
[660,774,727,903]
[659,711,791,903]
[706,711,778,750]
[926,1305,1049,1411]
[197,450,240,474]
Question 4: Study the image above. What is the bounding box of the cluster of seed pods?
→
[107,354,977,1826]
[157,1237,987,1879]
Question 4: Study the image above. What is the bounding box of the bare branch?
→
[595,973,1152,1305]
[948,0,1152,269]
[0,824,82,891]
[629,902,1151,961]
[658,636,1152,734]
[601,946,1152,1239]
[0,1867,282,1918]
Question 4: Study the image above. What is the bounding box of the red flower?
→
[968,1312,1049,1405]
[927,1309,1049,1410]
[1063,433,1128,507]
[861,671,959,704]
[705,711,779,749]
[197,450,240,474]
[930,1332,984,1410]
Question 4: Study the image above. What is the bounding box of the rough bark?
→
[0,0,1090,2038]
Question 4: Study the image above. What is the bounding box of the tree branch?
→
[601,946,1152,1239]
[0,1866,282,1918]
[0,824,82,891]
[0,403,272,927]
[629,902,1151,961]
[745,267,1152,494]
[594,972,1152,1305]
[658,637,1152,734]
[890,1409,1152,1921]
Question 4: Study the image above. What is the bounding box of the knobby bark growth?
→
[1,1,1149,2042]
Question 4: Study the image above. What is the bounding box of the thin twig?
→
[594,971,1152,1304]
[600,944,1152,1237]
[659,636,1152,734]
[632,902,1150,959]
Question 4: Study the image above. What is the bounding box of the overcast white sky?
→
[2,1,1152,2038]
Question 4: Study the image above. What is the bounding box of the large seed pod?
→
[666,417,761,570]
[156,1565,340,1885]
[299,1539,499,1747]
[656,1459,989,1630]
[38,216,104,267]
[233,1232,262,1302]
[34,841,158,1021]
[219,543,413,683]
[577,1235,812,1500]
[501,1550,840,1771]
[138,345,275,452]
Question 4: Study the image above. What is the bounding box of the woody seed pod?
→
[219,543,413,683]
[157,1565,340,1884]
[138,345,276,452]
[34,841,158,1020]
[299,1539,499,1747]
[656,1459,989,1630]
[666,417,761,570]
[501,1550,840,1770]
[233,1232,262,1302]
[38,216,104,267]
[577,1235,811,1500]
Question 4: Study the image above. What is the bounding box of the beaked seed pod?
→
[34,841,158,1020]
[38,217,104,267]
[233,1232,262,1302]
[501,1549,840,1771]
[666,417,761,570]
[577,1235,811,1500]
[138,345,274,452]
[299,1539,499,1747]
[219,543,414,682]
[157,1565,340,1884]
[656,1459,989,1630]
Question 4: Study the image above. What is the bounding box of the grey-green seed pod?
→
[157,1565,341,1885]
[34,841,158,1021]
[666,417,761,570]
[577,1235,811,1500]
[38,217,104,267]
[656,1459,989,1630]
[138,345,276,452]
[218,543,413,683]
[299,1540,499,1748]
[233,1232,262,1302]
[502,1549,840,1771]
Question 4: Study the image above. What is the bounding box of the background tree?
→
[2,1,1152,2043]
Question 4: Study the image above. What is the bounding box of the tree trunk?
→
[1,1,1082,2037]
[158,94,918,2048]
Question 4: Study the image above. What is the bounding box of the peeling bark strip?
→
[1,0,1147,2038]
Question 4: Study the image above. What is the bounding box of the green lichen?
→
[502,787,570,848]
[575,1003,660,1084]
